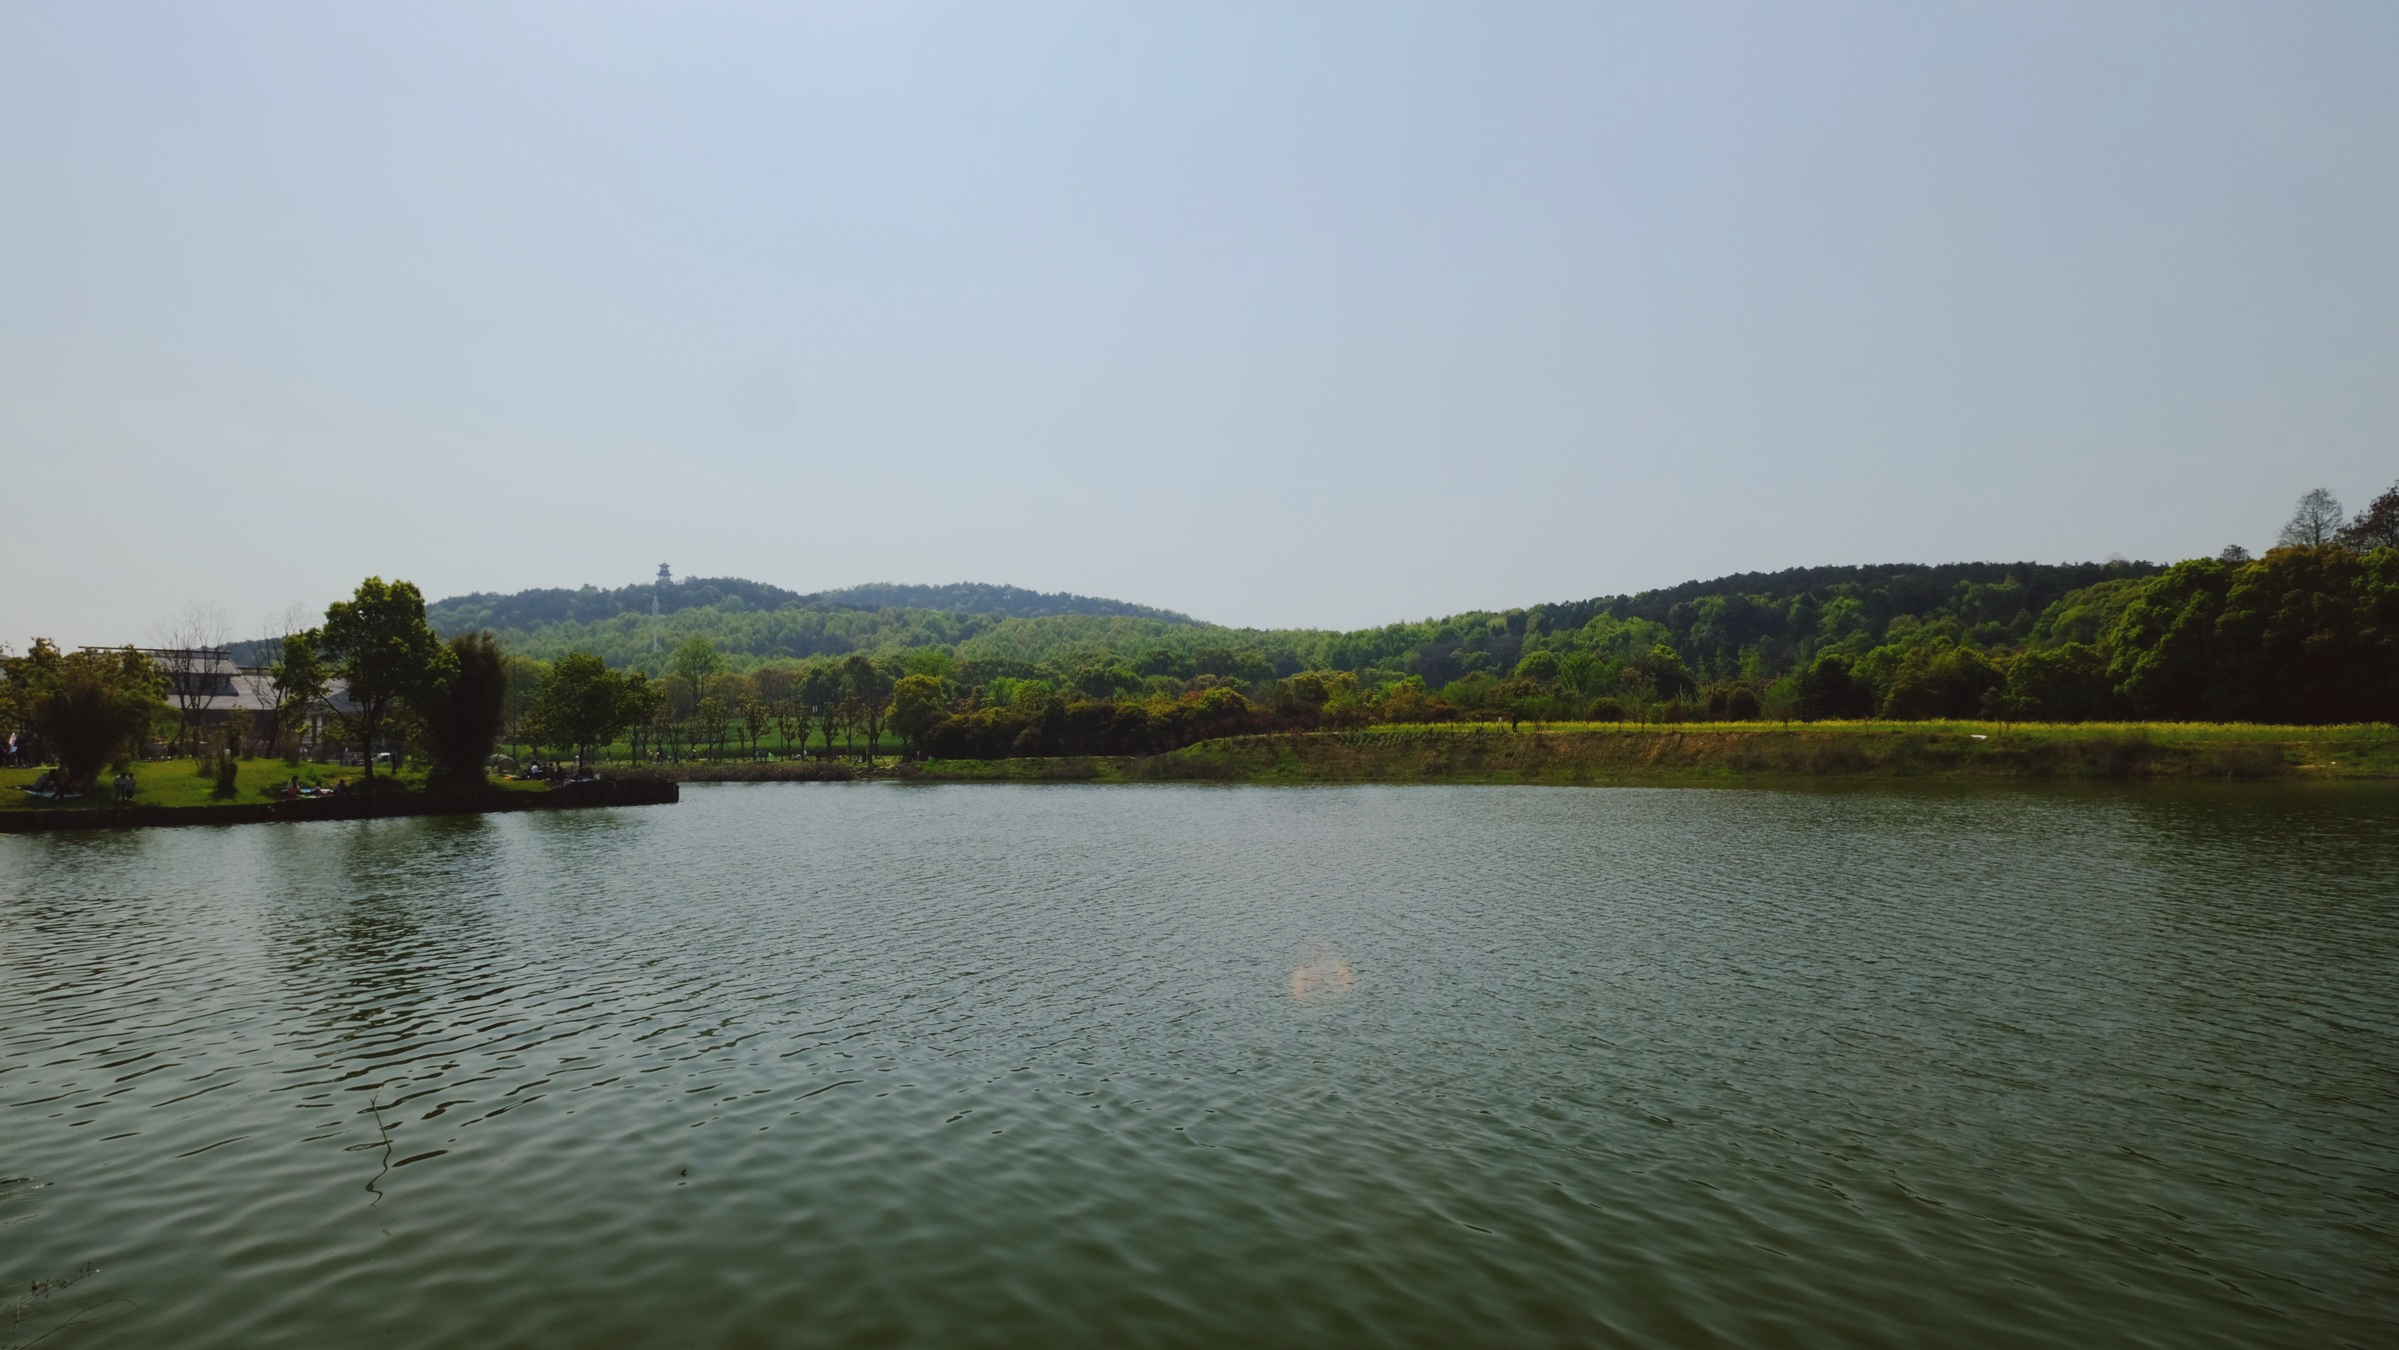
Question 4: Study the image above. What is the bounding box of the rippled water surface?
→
[5,783,2396,1347]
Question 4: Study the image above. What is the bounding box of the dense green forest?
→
[404,484,2399,761]
[430,561,2159,681]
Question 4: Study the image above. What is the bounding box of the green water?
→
[3,783,2394,1347]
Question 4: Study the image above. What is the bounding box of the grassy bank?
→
[890,722,2399,786]
[1,759,545,811]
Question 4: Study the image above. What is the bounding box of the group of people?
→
[16,768,134,801]
[281,775,350,799]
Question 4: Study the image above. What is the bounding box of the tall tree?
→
[750,665,800,755]
[887,674,949,757]
[270,630,329,759]
[413,632,510,787]
[2338,481,2399,552]
[320,577,447,781]
[671,637,721,688]
[534,652,634,772]
[2277,488,2346,548]
[800,663,845,761]
[149,599,230,755]
[23,646,166,789]
[843,654,893,764]
[0,638,68,763]
[619,671,664,763]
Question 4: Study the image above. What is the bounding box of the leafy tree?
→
[750,665,800,754]
[2338,481,2399,552]
[844,654,894,763]
[671,637,721,687]
[888,674,949,757]
[2277,488,2346,548]
[2002,643,2113,721]
[2211,545,2399,723]
[1879,647,2002,720]
[1,638,69,762]
[535,652,633,771]
[500,655,549,762]
[413,632,509,787]
[320,578,448,780]
[19,645,165,790]
[799,664,846,761]
[619,672,664,762]
[2105,558,2233,719]
[1513,650,1560,682]
[1795,654,1868,720]
[269,630,328,759]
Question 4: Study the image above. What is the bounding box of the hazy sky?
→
[5,2,2394,642]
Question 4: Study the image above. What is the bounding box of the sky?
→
[4,1,2395,643]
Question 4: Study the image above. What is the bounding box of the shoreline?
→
[609,722,2399,787]
[0,776,679,833]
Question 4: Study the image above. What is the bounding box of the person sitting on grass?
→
[29,769,56,797]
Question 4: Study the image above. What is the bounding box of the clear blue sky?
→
[4,1,2394,643]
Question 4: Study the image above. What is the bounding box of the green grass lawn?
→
[0,758,544,810]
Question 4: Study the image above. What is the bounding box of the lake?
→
[4,783,2394,1347]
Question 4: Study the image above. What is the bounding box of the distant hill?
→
[420,560,2167,683]
[427,577,1195,636]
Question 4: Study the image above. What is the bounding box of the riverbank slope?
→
[889,722,2399,785]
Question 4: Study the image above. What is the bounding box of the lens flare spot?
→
[1289,948,1355,1004]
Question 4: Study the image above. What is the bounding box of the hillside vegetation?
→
[431,559,2157,682]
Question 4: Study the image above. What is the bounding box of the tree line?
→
[8,486,2395,788]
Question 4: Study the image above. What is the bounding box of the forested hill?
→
[428,578,1194,636]
[1529,561,2160,648]
[426,559,2170,683]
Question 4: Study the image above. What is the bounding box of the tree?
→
[244,602,314,755]
[535,652,633,771]
[2105,558,2234,720]
[2338,481,2399,552]
[320,578,448,781]
[619,672,664,763]
[149,600,230,755]
[22,645,165,790]
[1,638,68,763]
[844,661,892,767]
[799,664,845,762]
[2002,642,2113,722]
[671,637,721,688]
[1879,647,2002,720]
[413,632,509,787]
[500,655,549,763]
[888,674,949,757]
[2277,488,2346,548]
[268,630,330,760]
[750,665,800,755]
[1795,654,1867,720]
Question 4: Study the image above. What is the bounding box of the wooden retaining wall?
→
[0,777,679,833]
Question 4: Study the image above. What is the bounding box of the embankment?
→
[0,776,679,833]
[890,723,2399,785]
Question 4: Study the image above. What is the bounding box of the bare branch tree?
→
[245,602,316,754]
[2276,488,2346,548]
[148,600,231,755]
